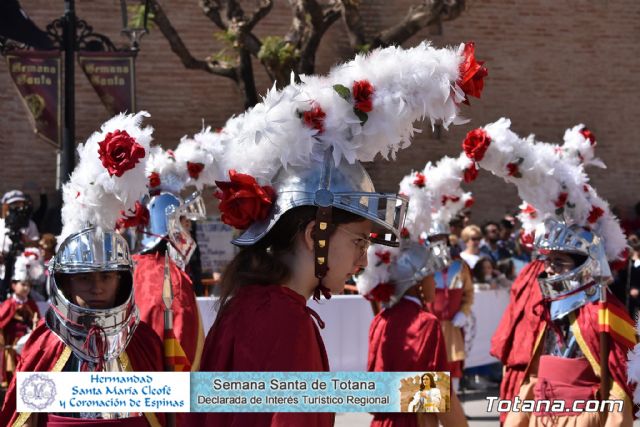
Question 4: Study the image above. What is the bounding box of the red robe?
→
[489,260,545,423]
[367,298,449,427]
[186,284,334,427]
[132,253,204,370]
[0,296,41,385]
[0,320,166,427]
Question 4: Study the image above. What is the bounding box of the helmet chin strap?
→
[313,205,333,302]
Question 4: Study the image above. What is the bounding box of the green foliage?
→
[258,36,299,68]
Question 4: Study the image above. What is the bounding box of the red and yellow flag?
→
[598,300,637,349]
[164,328,192,372]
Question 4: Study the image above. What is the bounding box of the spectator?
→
[497,258,517,282]
[38,233,56,265]
[448,215,465,258]
[480,221,512,262]
[472,257,511,290]
[614,233,640,318]
[460,225,482,268]
[0,191,40,294]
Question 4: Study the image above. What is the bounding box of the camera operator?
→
[0,191,39,300]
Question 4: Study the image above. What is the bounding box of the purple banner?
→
[6,50,62,148]
[78,51,136,115]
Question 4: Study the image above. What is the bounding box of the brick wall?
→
[1,0,639,224]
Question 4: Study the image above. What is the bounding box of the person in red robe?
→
[0,317,165,427]
[357,240,468,427]
[133,249,204,370]
[489,260,545,424]
[0,112,168,426]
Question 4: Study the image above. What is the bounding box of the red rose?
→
[554,192,568,208]
[97,130,145,177]
[580,127,596,146]
[187,162,205,179]
[375,250,391,265]
[413,172,426,188]
[400,227,410,239]
[148,172,161,188]
[303,105,326,134]
[506,162,521,178]
[463,163,478,183]
[587,205,605,224]
[214,170,276,230]
[368,283,394,303]
[441,195,460,206]
[462,128,491,162]
[116,201,149,231]
[458,41,488,104]
[522,204,537,219]
[352,80,374,113]
[520,231,535,248]
[464,197,474,209]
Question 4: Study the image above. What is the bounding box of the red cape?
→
[367,298,448,427]
[185,284,334,427]
[489,260,545,422]
[0,297,40,329]
[368,298,449,372]
[132,253,203,370]
[0,320,166,427]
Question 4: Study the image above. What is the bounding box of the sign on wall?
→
[196,216,236,274]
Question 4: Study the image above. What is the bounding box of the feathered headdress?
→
[461,118,625,261]
[60,111,153,241]
[12,249,45,283]
[212,41,487,229]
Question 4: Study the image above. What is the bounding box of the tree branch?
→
[338,0,367,50]
[150,0,237,80]
[298,1,342,74]
[245,0,274,32]
[374,0,465,48]
[198,0,228,30]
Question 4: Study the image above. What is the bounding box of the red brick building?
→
[1,0,639,224]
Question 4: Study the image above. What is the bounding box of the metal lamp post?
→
[58,0,150,188]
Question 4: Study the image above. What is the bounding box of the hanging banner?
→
[78,51,136,115]
[6,50,62,148]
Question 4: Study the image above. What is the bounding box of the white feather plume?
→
[470,118,625,260]
[60,111,153,241]
[175,126,222,190]
[12,250,45,283]
[354,244,398,297]
[215,41,478,185]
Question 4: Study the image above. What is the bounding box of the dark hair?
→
[497,258,515,280]
[217,206,366,311]
[472,257,495,283]
[482,221,499,234]
[499,219,514,230]
[420,373,436,390]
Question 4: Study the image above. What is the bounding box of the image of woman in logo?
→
[408,373,441,413]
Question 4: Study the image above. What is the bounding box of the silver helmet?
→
[233,151,408,247]
[535,218,611,320]
[385,240,436,307]
[426,220,453,272]
[140,191,206,266]
[46,228,139,368]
